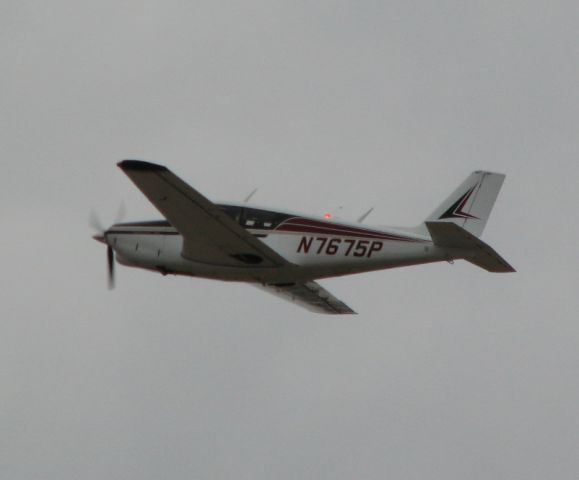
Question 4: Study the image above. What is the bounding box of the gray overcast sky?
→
[2,1,578,479]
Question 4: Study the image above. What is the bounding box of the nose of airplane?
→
[92,233,106,244]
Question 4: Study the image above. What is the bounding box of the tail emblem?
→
[439,186,479,220]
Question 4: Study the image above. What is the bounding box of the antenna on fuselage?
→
[357,207,374,223]
[244,188,258,203]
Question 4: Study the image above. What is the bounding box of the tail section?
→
[421,171,505,237]
[426,221,515,273]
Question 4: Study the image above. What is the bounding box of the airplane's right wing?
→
[256,281,356,315]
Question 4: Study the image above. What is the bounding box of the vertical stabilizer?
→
[419,171,505,237]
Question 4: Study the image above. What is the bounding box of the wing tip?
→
[118,160,168,171]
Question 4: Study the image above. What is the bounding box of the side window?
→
[234,205,290,230]
[242,208,277,229]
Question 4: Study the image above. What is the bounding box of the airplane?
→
[92,160,515,314]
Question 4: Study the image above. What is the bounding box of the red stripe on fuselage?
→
[275,218,423,242]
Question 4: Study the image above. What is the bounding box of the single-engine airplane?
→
[92,161,515,314]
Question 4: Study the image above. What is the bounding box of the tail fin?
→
[419,171,505,237]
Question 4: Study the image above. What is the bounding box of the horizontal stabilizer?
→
[426,221,515,273]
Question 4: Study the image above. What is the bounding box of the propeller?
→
[90,202,126,289]
[114,200,127,225]
[89,209,106,242]
[107,245,115,289]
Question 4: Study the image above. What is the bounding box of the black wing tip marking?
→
[117,160,168,172]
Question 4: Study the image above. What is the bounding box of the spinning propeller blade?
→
[89,209,105,238]
[90,204,124,289]
[107,245,115,290]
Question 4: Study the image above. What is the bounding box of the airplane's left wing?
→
[118,160,288,267]
[256,281,356,314]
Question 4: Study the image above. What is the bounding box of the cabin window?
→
[217,205,292,230]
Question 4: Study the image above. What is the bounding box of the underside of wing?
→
[256,281,356,314]
[118,160,288,267]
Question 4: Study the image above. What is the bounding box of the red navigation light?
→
[324,212,332,219]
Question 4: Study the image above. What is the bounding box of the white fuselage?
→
[105,206,457,284]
